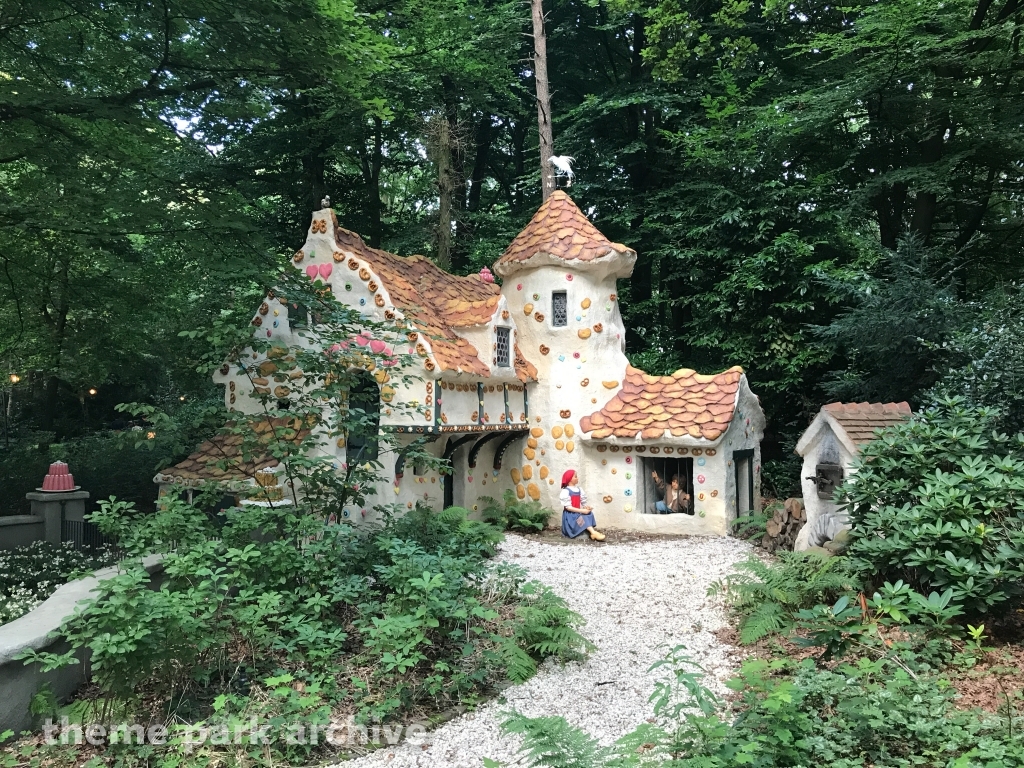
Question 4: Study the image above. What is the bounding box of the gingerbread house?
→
[156,192,765,534]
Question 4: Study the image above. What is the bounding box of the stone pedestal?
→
[25,490,90,545]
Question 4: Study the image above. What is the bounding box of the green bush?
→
[481,491,552,533]
[709,551,859,644]
[20,497,589,764]
[842,398,1024,617]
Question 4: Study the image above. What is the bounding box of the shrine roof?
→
[331,222,509,378]
[153,418,310,486]
[821,401,912,445]
[493,191,634,276]
[580,365,744,442]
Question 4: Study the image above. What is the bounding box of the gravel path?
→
[341,533,752,767]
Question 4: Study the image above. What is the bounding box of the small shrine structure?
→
[794,401,911,549]
[156,192,765,535]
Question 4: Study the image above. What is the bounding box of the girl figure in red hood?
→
[559,469,606,541]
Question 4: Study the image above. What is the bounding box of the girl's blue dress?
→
[561,487,596,538]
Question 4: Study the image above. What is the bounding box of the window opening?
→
[496,327,511,367]
[552,291,568,327]
[639,456,694,515]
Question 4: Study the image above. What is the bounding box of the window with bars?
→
[552,291,568,327]
[496,327,510,367]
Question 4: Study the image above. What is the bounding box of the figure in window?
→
[649,470,691,515]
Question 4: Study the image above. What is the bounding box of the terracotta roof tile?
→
[580,365,744,442]
[494,191,633,271]
[824,401,911,444]
[155,418,310,484]
[331,221,499,376]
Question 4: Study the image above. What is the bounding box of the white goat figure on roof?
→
[549,155,575,187]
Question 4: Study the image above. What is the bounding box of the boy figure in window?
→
[649,470,691,515]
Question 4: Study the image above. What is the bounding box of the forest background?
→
[2,0,1023,510]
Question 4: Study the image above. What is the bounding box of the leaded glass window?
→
[552,291,568,327]
[496,327,510,367]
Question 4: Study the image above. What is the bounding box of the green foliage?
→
[929,286,1024,435]
[481,491,552,533]
[816,236,959,403]
[842,398,1024,617]
[496,648,1024,768]
[709,551,858,643]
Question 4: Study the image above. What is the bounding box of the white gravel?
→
[340,533,752,767]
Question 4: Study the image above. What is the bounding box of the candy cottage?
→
[156,191,765,535]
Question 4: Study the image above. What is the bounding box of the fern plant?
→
[481,491,552,533]
[708,551,859,644]
[497,581,593,682]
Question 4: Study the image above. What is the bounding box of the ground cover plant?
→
[0,542,119,625]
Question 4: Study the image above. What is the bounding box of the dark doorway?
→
[346,371,380,464]
[734,449,755,514]
[639,456,694,514]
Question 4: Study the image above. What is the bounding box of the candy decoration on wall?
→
[697,474,706,484]
[539,345,550,355]
[565,274,573,281]
[624,504,633,513]
[593,323,603,333]
[524,303,534,315]
[711,490,719,497]
[624,455,633,464]
[564,424,575,438]
[582,298,591,309]
[603,495,613,503]
[555,440,564,451]
[624,488,632,496]
[516,485,526,499]
[510,468,521,483]
[522,465,533,480]
[527,483,541,500]
[305,265,318,279]
[551,425,563,439]
[578,328,592,339]
[534,312,544,322]
[566,441,574,453]
[581,378,589,387]
[293,250,304,263]
[698,493,705,501]
[531,427,544,438]
[539,466,549,479]
[603,380,619,389]
[697,458,706,466]
[560,409,571,418]
[319,263,333,279]
[333,250,344,262]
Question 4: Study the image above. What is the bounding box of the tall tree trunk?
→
[531,0,555,201]
[39,258,69,438]
[362,116,384,248]
[467,114,493,213]
[442,76,468,271]
[432,113,455,270]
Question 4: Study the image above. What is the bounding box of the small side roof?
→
[153,418,310,487]
[492,191,635,278]
[796,401,912,457]
[580,365,744,443]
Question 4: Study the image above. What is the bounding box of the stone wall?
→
[0,555,163,734]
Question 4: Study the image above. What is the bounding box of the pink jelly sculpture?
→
[41,461,76,492]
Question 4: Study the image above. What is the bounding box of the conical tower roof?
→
[493,191,635,278]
